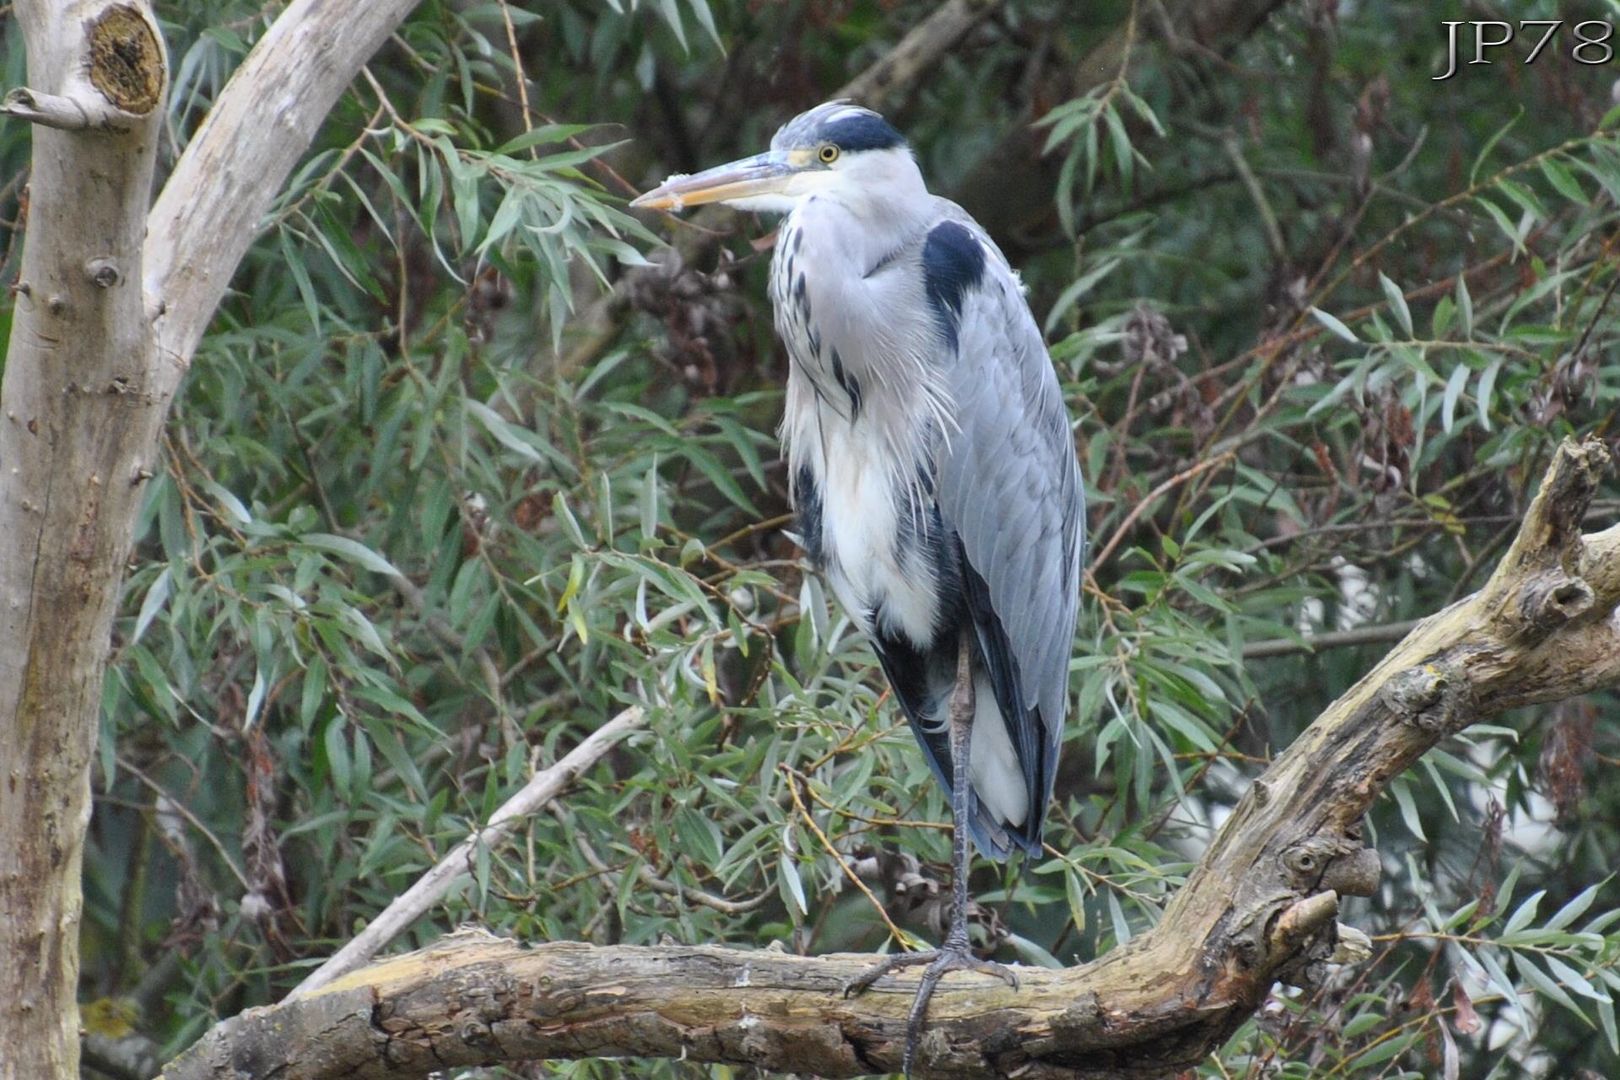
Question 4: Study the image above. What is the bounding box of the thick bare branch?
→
[161,929,1223,1080]
[838,0,1005,107]
[160,438,1620,1079]
[142,0,420,373]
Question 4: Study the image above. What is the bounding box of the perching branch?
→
[162,437,1620,1078]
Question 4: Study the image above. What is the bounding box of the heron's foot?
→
[843,944,1019,1075]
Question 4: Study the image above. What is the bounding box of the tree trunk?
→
[0,1,424,1074]
[0,5,167,1075]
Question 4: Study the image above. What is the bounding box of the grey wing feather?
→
[931,213,1085,823]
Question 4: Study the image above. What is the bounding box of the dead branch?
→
[289,707,647,999]
[838,0,1005,107]
[160,437,1620,1079]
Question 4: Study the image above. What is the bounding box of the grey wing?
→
[927,216,1084,840]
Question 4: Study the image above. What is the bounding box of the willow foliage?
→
[5,2,1616,1077]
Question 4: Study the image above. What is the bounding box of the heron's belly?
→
[805,427,943,651]
[801,421,1031,833]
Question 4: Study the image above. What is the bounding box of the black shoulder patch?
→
[921,221,986,350]
[823,112,906,152]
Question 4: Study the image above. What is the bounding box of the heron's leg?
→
[842,634,1019,1075]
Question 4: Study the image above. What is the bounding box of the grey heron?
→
[633,101,1084,1072]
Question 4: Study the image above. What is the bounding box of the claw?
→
[845,944,1020,1075]
[842,949,922,998]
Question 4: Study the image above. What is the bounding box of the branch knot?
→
[88,7,164,115]
[1269,893,1342,989]
[1517,573,1595,636]
[1380,661,1469,732]
[1279,836,1378,896]
[85,257,123,289]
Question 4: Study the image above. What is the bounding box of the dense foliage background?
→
[5,1,1619,1076]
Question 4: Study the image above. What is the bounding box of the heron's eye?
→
[818,144,840,164]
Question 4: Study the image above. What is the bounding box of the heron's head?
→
[631,101,923,215]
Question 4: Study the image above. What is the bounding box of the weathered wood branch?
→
[837,0,1004,108]
[160,438,1620,1079]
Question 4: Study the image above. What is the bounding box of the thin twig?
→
[1091,451,1235,570]
[114,757,253,893]
[1222,130,1286,261]
[1241,619,1423,660]
[781,764,919,949]
[1571,259,1620,360]
[560,813,771,917]
[494,0,536,154]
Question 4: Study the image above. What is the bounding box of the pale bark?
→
[142,0,420,371]
[837,0,1005,107]
[0,5,167,1077]
[0,2,429,1076]
[158,440,1620,1079]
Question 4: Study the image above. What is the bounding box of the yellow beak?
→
[630,151,803,212]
